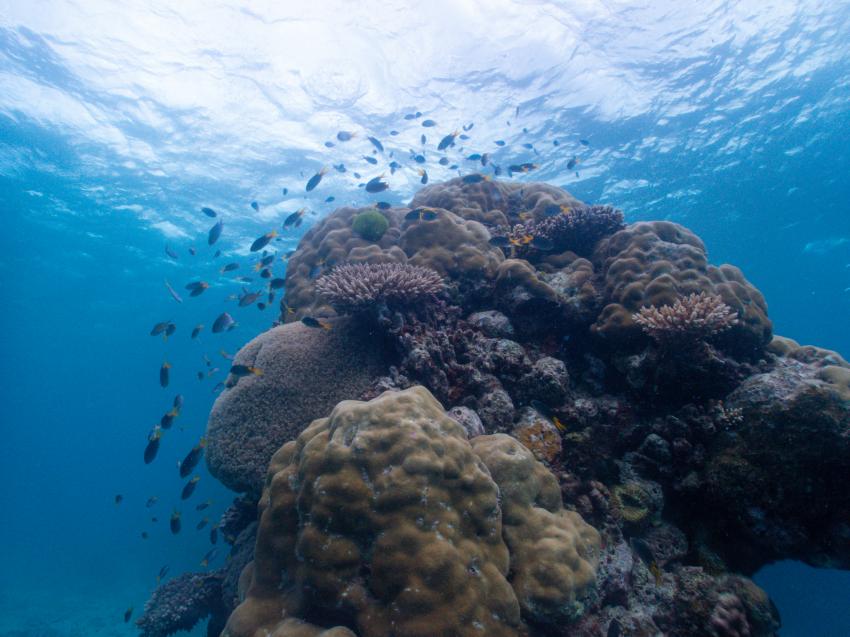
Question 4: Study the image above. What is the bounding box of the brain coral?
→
[205,316,392,495]
[224,386,600,637]
[591,221,771,356]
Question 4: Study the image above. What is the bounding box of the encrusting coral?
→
[224,386,600,637]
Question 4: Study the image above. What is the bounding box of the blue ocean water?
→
[1,2,849,636]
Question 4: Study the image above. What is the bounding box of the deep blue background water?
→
[2,2,850,635]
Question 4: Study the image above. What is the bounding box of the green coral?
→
[351,210,389,241]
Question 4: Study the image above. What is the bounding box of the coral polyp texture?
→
[153,178,850,637]
[315,262,444,314]
[224,386,600,637]
[633,292,738,345]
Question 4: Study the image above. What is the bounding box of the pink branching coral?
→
[315,262,444,313]
[633,292,738,343]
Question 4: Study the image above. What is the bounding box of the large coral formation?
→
[156,178,850,637]
[225,387,599,637]
[205,316,392,495]
[592,221,771,355]
[136,572,225,637]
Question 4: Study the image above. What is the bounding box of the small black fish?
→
[160,409,176,429]
[567,156,579,170]
[462,173,488,184]
[185,281,209,296]
[124,607,133,623]
[269,278,286,289]
[284,209,306,228]
[230,364,263,377]
[150,321,170,336]
[405,207,439,222]
[196,499,212,511]
[630,537,655,565]
[200,547,218,567]
[250,230,278,252]
[212,312,235,333]
[208,220,223,245]
[146,496,158,508]
[144,427,162,464]
[418,168,428,184]
[170,510,181,534]
[181,475,200,500]
[421,119,436,127]
[159,361,171,388]
[210,524,219,544]
[336,130,355,141]
[114,494,123,505]
[188,247,196,256]
[257,302,266,310]
[251,201,259,211]
[196,517,209,531]
[365,176,389,193]
[306,168,327,192]
[179,439,206,478]
[325,196,335,203]
[201,207,217,217]
[580,139,590,146]
[141,531,148,540]
[363,155,378,165]
[220,262,239,273]
[508,162,538,174]
[191,324,204,339]
[437,131,458,151]
[494,140,506,146]
[367,136,384,152]
[157,565,169,582]
[301,316,332,330]
[376,201,391,210]
[165,245,179,260]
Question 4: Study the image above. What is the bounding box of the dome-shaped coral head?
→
[633,292,738,347]
[315,262,444,315]
[351,209,390,242]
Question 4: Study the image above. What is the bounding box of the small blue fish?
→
[250,201,259,211]
[367,136,384,152]
[201,207,217,217]
[437,131,458,151]
[207,220,223,246]
[324,140,335,148]
[363,155,378,165]
[421,119,437,127]
[337,130,355,141]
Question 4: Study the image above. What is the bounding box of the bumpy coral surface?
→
[136,572,224,637]
[472,434,600,624]
[592,221,771,355]
[225,386,600,637]
[205,316,392,495]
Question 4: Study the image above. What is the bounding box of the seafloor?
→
[136,177,849,637]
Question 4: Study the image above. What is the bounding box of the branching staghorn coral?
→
[633,292,738,344]
[315,262,444,313]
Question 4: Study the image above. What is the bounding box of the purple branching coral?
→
[534,204,625,254]
[633,292,738,345]
[315,262,444,314]
[491,204,625,258]
[136,571,225,637]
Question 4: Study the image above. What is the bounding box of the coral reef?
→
[136,572,225,637]
[225,387,599,637]
[205,316,392,495]
[315,263,443,314]
[143,178,850,637]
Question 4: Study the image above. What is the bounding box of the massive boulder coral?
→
[592,221,771,356]
[205,316,392,495]
[224,386,600,637]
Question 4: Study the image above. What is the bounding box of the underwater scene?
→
[1,2,849,636]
